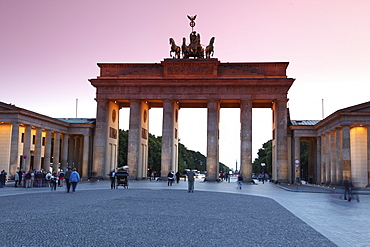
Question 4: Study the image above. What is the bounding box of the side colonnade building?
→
[289,101,370,187]
[0,102,95,177]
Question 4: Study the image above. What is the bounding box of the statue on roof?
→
[169,15,215,59]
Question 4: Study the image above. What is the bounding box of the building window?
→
[42,137,45,146]
[21,133,24,143]
[32,135,36,144]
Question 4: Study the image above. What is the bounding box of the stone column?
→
[161,100,179,177]
[43,130,52,171]
[294,137,301,182]
[9,123,20,173]
[128,100,141,179]
[368,126,370,187]
[316,136,321,184]
[342,126,351,180]
[330,129,337,185]
[53,132,60,171]
[206,100,220,181]
[61,134,69,170]
[92,99,109,177]
[23,125,32,171]
[74,136,81,169]
[320,134,326,184]
[34,127,43,170]
[336,128,343,185]
[240,100,252,181]
[82,135,90,178]
[272,100,289,182]
[308,138,316,184]
[325,132,331,184]
[68,135,74,168]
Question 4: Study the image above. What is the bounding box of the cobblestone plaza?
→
[1,178,369,246]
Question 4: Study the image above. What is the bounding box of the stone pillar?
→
[161,100,179,177]
[128,100,149,179]
[43,129,52,171]
[368,126,370,187]
[316,136,322,184]
[330,129,337,185]
[74,136,80,169]
[206,100,220,181]
[336,128,343,185]
[294,137,301,182]
[272,100,289,182]
[82,135,90,178]
[9,123,20,173]
[240,100,252,181]
[68,135,74,168]
[34,127,43,170]
[92,99,109,177]
[308,138,316,184]
[53,132,60,171]
[61,134,69,170]
[325,132,331,184]
[23,125,32,171]
[320,134,326,184]
[342,126,351,180]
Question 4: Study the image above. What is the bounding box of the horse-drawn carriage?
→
[116,168,129,189]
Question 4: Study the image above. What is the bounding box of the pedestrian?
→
[237,175,243,190]
[58,169,65,187]
[50,172,58,191]
[14,171,19,187]
[186,169,195,193]
[109,169,116,189]
[167,171,175,186]
[69,168,80,193]
[25,171,32,188]
[65,167,72,193]
[175,171,181,183]
[45,171,52,187]
[0,170,7,188]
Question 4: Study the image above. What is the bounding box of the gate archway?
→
[89,58,294,182]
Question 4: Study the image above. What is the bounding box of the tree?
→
[117,129,230,175]
[251,139,308,179]
[252,140,272,175]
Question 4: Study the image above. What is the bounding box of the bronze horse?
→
[205,37,215,59]
[169,38,181,59]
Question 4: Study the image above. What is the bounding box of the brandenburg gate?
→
[89,16,295,182]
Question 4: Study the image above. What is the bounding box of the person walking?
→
[69,168,80,193]
[0,170,7,188]
[167,171,175,186]
[186,169,195,193]
[237,175,243,190]
[50,172,58,191]
[14,171,19,188]
[109,169,116,189]
[64,167,72,193]
[175,171,181,184]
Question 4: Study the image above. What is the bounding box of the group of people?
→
[0,167,81,193]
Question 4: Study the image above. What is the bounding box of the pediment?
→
[0,102,19,111]
[341,101,370,113]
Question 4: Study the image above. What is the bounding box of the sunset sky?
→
[1,0,370,169]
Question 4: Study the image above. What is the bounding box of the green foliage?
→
[118,129,128,167]
[252,140,272,175]
[300,140,308,179]
[252,139,309,178]
[118,129,230,175]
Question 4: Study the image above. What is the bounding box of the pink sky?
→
[1,0,370,168]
